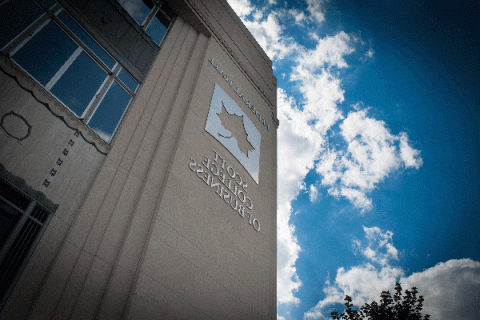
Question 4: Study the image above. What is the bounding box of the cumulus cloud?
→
[305,227,404,319]
[306,0,326,24]
[399,132,423,169]
[309,184,319,202]
[365,48,375,59]
[290,32,354,134]
[228,0,300,61]
[304,227,480,320]
[277,88,324,304]
[226,0,254,18]
[242,12,298,60]
[276,31,353,303]
[317,109,422,211]
[401,259,480,320]
[355,226,399,266]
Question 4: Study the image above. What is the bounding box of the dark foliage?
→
[330,283,430,320]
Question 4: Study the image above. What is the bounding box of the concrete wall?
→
[0,54,107,317]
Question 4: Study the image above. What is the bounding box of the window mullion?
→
[2,4,61,56]
[82,63,122,123]
[114,74,135,96]
[82,77,114,123]
[44,46,83,90]
[142,6,160,29]
[52,11,112,75]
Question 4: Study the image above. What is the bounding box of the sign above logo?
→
[205,84,261,184]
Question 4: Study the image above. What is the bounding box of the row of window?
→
[0,0,175,142]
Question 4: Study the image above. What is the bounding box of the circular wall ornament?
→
[0,110,32,142]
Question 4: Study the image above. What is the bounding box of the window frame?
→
[1,0,140,142]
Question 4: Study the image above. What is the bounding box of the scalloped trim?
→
[0,61,108,155]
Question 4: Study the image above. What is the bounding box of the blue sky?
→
[226,0,480,319]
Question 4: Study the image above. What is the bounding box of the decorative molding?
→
[0,58,108,155]
[184,0,277,115]
[0,110,32,141]
[0,163,59,212]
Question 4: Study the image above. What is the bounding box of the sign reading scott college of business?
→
[186,57,267,231]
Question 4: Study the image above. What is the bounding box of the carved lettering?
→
[253,219,260,231]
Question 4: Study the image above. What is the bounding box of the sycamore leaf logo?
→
[205,84,261,184]
[217,102,255,157]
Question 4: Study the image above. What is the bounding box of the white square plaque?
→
[205,84,261,184]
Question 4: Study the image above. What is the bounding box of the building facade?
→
[0,0,277,318]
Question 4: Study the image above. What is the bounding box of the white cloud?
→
[228,0,300,61]
[365,48,375,59]
[309,184,319,202]
[306,0,326,24]
[304,227,404,319]
[295,31,355,70]
[290,8,307,26]
[304,263,405,320]
[355,226,399,266]
[226,0,254,18]
[277,88,324,304]
[276,32,353,303]
[401,259,480,320]
[304,226,480,320]
[242,12,298,60]
[316,109,422,211]
[399,132,423,169]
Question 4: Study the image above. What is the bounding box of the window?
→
[118,0,175,45]
[0,0,143,142]
[0,178,54,306]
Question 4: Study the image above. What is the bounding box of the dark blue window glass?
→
[117,69,138,92]
[0,0,43,50]
[89,81,131,141]
[145,15,168,45]
[12,21,78,85]
[51,51,106,116]
[57,11,115,69]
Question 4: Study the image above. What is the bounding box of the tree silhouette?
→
[330,283,430,320]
